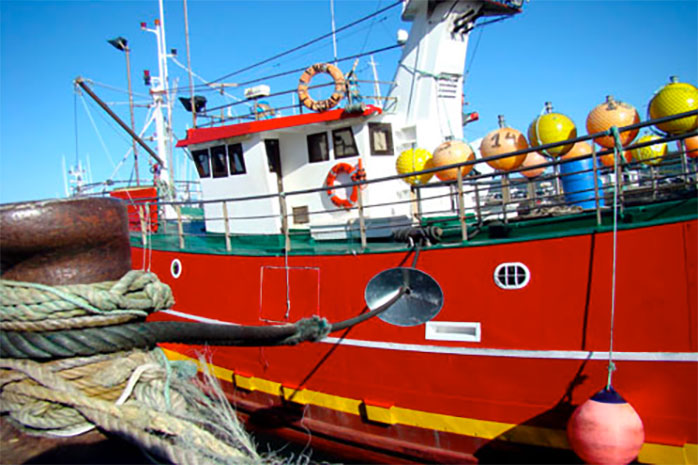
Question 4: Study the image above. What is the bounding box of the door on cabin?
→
[265,139,283,192]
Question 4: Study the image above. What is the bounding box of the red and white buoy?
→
[567,386,644,465]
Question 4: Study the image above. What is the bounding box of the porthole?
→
[171,258,182,279]
[493,262,530,289]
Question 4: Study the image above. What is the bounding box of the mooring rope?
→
[1,270,173,331]
[605,125,623,389]
[0,350,262,465]
[0,270,267,464]
[1,267,404,463]
[1,279,405,360]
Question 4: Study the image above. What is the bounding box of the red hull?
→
[137,219,698,463]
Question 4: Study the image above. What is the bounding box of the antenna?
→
[330,0,338,65]
[369,55,381,108]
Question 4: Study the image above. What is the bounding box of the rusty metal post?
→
[456,168,467,241]
[357,184,367,249]
[176,204,185,249]
[222,201,231,252]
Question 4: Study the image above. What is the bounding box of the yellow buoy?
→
[396,148,434,185]
[632,134,667,166]
[649,76,698,134]
[431,140,476,181]
[527,102,576,157]
[586,95,640,149]
[480,115,528,172]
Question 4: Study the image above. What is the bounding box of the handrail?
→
[118,110,697,248]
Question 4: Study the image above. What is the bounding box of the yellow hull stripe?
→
[161,348,697,464]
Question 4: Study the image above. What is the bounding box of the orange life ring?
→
[298,63,345,112]
[325,161,365,209]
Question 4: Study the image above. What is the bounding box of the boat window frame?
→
[368,122,394,156]
[227,142,247,176]
[307,131,330,163]
[332,127,359,159]
[210,145,229,178]
[493,262,531,290]
[192,148,212,178]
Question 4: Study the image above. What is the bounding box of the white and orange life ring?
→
[298,63,345,112]
[325,160,366,209]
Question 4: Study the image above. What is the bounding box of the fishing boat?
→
[70,0,697,462]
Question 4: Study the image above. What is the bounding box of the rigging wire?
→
[79,94,117,170]
[73,89,80,167]
[167,14,392,96]
[87,78,151,100]
[204,43,402,114]
[206,0,402,85]
[360,0,383,54]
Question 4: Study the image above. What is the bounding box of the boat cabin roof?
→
[177,105,383,147]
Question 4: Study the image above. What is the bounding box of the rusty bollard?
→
[0,197,132,285]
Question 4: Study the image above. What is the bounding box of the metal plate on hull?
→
[365,267,443,326]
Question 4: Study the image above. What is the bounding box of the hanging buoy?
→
[480,115,528,171]
[431,140,476,181]
[682,134,698,158]
[520,151,547,178]
[527,102,576,157]
[396,148,434,185]
[567,387,645,465]
[649,76,698,134]
[632,134,667,166]
[586,96,640,149]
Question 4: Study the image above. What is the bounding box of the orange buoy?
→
[480,115,528,171]
[649,76,698,134]
[599,149,632,169]
[527,102,577,157]
[520,151,547,178]
[681,134,698,159]
[560,141,594,161]
[586,96,640,149]
[431,140,476,181]
[567,387,645,465]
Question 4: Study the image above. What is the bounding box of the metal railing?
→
[128,110,698,251]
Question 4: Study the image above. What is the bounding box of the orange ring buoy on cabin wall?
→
[325,160,366,209]
[298,63,346,112]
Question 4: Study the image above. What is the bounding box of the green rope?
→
[1,270,174,328]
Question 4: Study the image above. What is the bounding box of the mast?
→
[387,0,521,150]
[142,5,175,199]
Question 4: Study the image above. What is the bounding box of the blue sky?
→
[1,0,696,204]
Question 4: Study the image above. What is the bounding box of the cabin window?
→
[265,139,281,175]
[493,262,531,290]
[228,143,246,175]
[192,149,211,178]
[369,122,394,156]
[210,145,228,178]
[307,132,329,163]
[332,127,359,159]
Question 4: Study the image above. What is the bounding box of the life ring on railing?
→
[298,63,346,112]
[325,160,366,209]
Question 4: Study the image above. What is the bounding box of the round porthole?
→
[493,262,530,290]
[170,258,182,279]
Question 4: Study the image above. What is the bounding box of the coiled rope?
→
[1,270,173,331]
[0,270,266,464]
[1,268,405,463]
